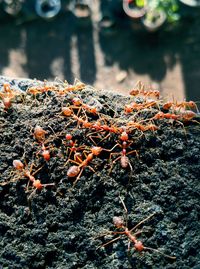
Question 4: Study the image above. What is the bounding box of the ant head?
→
[120,131,128,141]
[113,216,124,228]
[188,101,196,108]
[66,133,73,140]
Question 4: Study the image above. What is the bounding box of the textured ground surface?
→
[0,77,200,269]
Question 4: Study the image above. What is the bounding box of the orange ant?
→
[27,81,57,95]
[96,197,176,260]
[64,81,85,92]
[26,82,57,105]
[12,160,54,200]
[127,121,158,133]
[152,111,198,123]
[124,100,157,114]
[72,115,122,144]
[66,146,102,187]
[107,131,138,173]
[33,125,48,142]
[0,83,21,110]
[163,100,199,112]
[36,143,51,161]
[55,80,85,95]
[129,81,160,99]
[152,112,180,121]
[65,133,86,158]
[59,99,97,122]
[180,110,198,122]
[176,101,199,112]
[68,97,98,116]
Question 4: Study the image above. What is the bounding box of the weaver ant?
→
[129,81,160,99]
[152,112,180,121]
[96,197,176,260]
[36,143,51,161]
[33,125,48,142]
[124,100,157,114]
[107,131,138,173]
[2,159,53,193]
[153,110,198,123]
[72,115,122,144]
[66,146,102,187]
[58,97,98,121]
[0,83,21,110]
[126,121,158,133]
[180,110,198,122]
[13,160,54,200]
[65,133,86,158]
[26,81,58,104]
[163,100,198,112]
[55,79,86,95]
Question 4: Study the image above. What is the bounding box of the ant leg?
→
[32,165,44,176]
[41,183,55,188]
[97,236,121,250]
[176,120,187,139]
[108,152,120,174]
[87,165,95,173]
[127,161,133,188]
[105,143,120,153]
[143,247,176,260]
[95,230,125,240]
[71,168,84,187]
[99,133,110,144]
[126,150,139,159]
[64,159,81,166]
[87,132,105,145]
[119,196,129,228]
[112,155,121,164]
[88,135,99,146]
[129,213,156,233]
[74,152,83,163]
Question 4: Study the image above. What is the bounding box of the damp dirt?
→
[0,77,199,269]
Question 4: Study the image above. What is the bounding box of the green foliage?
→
[136,0,145,7]
[145,0,180,22]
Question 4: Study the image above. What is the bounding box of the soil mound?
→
[0,77,199,269]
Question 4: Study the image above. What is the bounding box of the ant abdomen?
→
[113,216,124,228]
[67,165,80,177]
[121,155,129,168]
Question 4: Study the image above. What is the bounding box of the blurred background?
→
[0,0,200,101]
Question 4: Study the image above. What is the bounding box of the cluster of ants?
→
[0,80,199,261]
[0,80,199,193]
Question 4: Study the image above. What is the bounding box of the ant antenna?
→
[119,196,128,227]
[130,212,156,233]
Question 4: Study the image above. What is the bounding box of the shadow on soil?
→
[0,3,199,100]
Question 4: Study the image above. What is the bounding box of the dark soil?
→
[0,77,200,269]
